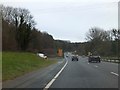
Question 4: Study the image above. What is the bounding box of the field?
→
[2,52,57,81]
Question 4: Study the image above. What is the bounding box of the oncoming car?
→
[88,56,101,63]
[72,56,78,61]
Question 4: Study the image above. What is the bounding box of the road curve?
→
[50,56,118,88]
[2,56,119,89]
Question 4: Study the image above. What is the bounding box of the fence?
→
[101,58,120,63]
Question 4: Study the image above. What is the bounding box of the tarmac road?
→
[2,56,119,89]
[50,56,119,88]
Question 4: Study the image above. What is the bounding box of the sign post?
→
[57,48,63,57]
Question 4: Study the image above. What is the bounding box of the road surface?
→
[3,56,119,89]
[50,56,118,88]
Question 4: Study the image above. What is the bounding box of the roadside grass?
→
[2,52,57,81]
[102,57,120,61]
[102,57,119,60]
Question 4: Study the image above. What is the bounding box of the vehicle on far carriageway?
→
[88,56,101,63]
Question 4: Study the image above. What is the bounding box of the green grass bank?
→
[2,52,57,81]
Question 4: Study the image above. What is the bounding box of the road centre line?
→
[44,60,68,90]
[111,72,119,76]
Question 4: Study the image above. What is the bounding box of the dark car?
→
[66,55,68,57]
[72,56,78,61]
[88,56,101,63]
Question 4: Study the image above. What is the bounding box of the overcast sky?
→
[1,0,119,42]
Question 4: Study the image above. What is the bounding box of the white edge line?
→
[111,72,119,76]
[44,60,68,90]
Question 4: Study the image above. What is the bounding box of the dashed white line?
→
[111,72,119,76]
[94,65,98,67]
[44,60,68,90]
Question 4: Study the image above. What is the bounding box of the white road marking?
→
[94,65,98,67]
[111,72,119,76]
[88,63,89,64]
[58,61,63,64]
[44,60,68,90]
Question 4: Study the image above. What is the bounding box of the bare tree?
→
[86,27,110,42]
[85,27,112,56]
[1,5,36,50]
[111,29,120,41]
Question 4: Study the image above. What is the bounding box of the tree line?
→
[1,5,120,58]
[85,27,120,57]
[1,5,54,54]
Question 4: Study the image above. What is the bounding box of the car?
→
[88,56,101,63]
[72,56,78,61]
[66,55,69,57]
[37,53,47,59]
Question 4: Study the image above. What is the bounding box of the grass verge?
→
[102,57,119,60]
[2,52,57,81]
